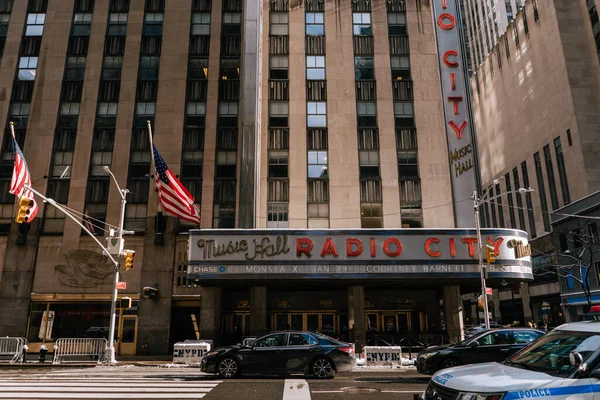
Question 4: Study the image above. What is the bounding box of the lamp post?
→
[472,180,534,330]
[103,166,129,364]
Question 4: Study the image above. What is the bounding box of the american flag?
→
[152,144,200,225]
[9,134,38,222]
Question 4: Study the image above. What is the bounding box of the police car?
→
[417,321,600,400]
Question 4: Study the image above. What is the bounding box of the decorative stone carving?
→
[54,250,114,288]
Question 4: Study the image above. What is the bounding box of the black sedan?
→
[416,328,545,374]
[200,331,355,378]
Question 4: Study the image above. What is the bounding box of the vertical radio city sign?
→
[433,0,477,228]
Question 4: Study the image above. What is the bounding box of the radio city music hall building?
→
[0,0,531,354]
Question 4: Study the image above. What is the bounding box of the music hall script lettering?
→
[197,236,290,261]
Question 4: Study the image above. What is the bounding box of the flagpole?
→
[146,120,162,215]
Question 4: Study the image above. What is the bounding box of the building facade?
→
[0,0,531,355]
[471,0,600,327]
[462,0,526,72]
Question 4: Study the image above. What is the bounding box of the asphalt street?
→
[0,366,429,400]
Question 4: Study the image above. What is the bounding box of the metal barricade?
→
[0,337,27,363]
[52,338,107,364]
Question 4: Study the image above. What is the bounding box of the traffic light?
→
[120,297,132,309]
[123,250,135,271]
[15,196,33,224]
[485,245,496,264]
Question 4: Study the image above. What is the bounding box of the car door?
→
[476,330,515,363]
[242,333,289,373]
[282,333,317,372]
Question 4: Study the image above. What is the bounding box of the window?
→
[305,12,324,35]
[513,168,527,232]
[394,101,413,126]
[60,103,80,115]
[387,12,407,36]
[505,174,516,229]
[98,102,118,116]
[184,102,205,117]
[544,145,559,210]
[270,12,288,35]
[26,13,45,36]
[189,57,208,80]
[533,152,551,232]
[595,261,600,288]
[270,55,288,80]
[306,56,325,80]
[307,101,326,127]
[512,331,543,344]
[288,333,317,346]
[391,56,411,80]
[361,202,383,228]
[495,182,505,228]
[357,102,377,127]
[476,330,512,346]
[220,58,239,80]
[144,12,163,36]
[102,56,122,80]
[136,102,155,115]
[567,129,573,146]
[267,202,288,228]
[222,12,241,35]
[559,234,568,252]
[18,56,37,80]
[73,12,92,36]
[554,137,571,205]
[254,333,286,347]
[308,180,329,219]
[191,12,210,36]
[269,102,288,127]
[355,56,374,80]
[400,180,422,207]
[108,13,127,36]
[139,56,159,80]
[268,150,288,178]
[308,150,327,178]
[352,12,371,36]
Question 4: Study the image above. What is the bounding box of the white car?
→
[417,321,600,400]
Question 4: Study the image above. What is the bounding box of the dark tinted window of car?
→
[288,333,318,346]
[254,333,286,347]
[512,330,543,344]
[477,330,512,345]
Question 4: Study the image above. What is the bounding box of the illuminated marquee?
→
[432,0,478,227]
[187,229,533,280]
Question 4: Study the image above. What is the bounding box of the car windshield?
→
[506,330,600,377]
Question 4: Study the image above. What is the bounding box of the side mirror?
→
[569,352,584,367]
[469,341,479,348]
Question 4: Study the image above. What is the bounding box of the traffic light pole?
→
[473,190,491,331]
[106,187,127,365]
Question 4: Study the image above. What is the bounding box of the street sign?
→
[485,287,493,295]
[116,282,126,290]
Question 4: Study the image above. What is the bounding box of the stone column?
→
[520,283,533,324]
[443,285,464,343]
[199,287,222,345]
[348,286,366,353]
[249,286,267,337]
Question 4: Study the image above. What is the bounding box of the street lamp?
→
[103,166,129,364]
[472,180,534,330]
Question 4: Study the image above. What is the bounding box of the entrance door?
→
[271,312,338,336]
[118,316,137,355]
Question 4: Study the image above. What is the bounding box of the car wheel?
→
[312,357,334,379]
[440,358,461,369]
[217,357,240,378]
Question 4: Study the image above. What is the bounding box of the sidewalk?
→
[0,354,177,368]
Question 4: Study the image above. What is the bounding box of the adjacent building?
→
[462,0,526,73]
[471,0,600,327]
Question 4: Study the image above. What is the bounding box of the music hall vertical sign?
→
[432,0,478,228]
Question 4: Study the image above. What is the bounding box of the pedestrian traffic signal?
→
[15,196,33,224]
[123,250,135,271]
[485,245,496,264]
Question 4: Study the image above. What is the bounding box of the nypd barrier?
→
[0,337,27,363]
[172,341,212,364]
[363,346,403,368]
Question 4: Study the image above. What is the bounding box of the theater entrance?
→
[270,312,341,337]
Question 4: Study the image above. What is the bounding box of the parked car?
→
[416,321,600,400]
[416,328,545,374]
[200,331,355,379]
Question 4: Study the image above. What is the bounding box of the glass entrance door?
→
[271,312,338,335]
